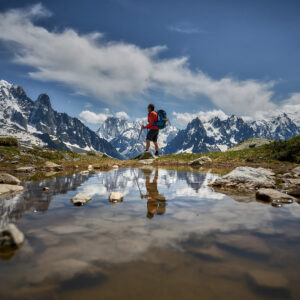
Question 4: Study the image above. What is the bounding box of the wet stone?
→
[0,184,24,196]
[71,193,92,206]
[256,188,296,203]
[0,173,21,185]
[0,224,24,249]
[109,192,123,203]
[287,188,300,198]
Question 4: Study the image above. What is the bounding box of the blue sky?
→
[0,0,300,129]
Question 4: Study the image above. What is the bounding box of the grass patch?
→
[0,137,18,147]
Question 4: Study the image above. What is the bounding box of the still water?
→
[0,168,300,300]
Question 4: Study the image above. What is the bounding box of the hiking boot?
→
[155,151,159,156]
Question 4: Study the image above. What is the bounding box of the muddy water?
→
[0,168,299,300]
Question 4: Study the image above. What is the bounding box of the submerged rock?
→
[0,224,24,249]
[256,188,296,204]
[189,156,212,166]
[247,269,288,289]
[0,184,24,196]
[109,192,123,203]
[71,193,92,206]
[44,161,63,171]
[209,167,275,190]
[0,173,21,185]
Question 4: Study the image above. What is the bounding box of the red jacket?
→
[144,111,159,130]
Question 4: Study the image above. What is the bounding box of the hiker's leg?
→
[154,141,159,152]
[146,139,150,151]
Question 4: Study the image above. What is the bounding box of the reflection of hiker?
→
[141,104,159,156]
[141,169,166,219]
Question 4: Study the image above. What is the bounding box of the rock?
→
[0,173,21,185]
[210,167,275,190]
[44,161,63,171]
[256,188,296,203]
[15,166,35,173]
[0,184,24,196]
[138,159,154,165]
[71,193,92,206]
[189,156,212,166]
[287,188,300,198]
[247,269,288,289]
[109,192,123,203]
[10,161,18,164]
[43,187,49,191]
[112,165,119,169]
[282,173,293,178]
[287,178,300,186]
[87,165,93,171]
[228,138,273,151]
[291,166,300,175]
[0,223,25,248]
[80,170,89,175]
[135,152,155,160]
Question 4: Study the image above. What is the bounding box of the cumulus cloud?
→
[0,4,295,116]
[79,109,130,124]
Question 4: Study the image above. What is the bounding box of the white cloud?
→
[115,111,130,120]
[79,109,130,124]
[0,4,298,117]
[79,111,108,124]
[168,25,207,34]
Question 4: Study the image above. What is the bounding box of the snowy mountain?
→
[97,116,178,158]
[0,80,122,159]
[164,113,300,154]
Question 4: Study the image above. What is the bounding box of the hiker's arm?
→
[143,114,154,129]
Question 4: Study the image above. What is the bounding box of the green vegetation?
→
[156,135,300,165]
[0,137,18,147]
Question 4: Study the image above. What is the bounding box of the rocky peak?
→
[36,94,52,109]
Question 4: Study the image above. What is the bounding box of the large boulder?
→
[0,223,25,249]
[209,167,275,190]
[109,192,123,203]
[71,193,92,206]
[44,161,63,171]
[256,188,296,204]
[0,184,24,197]
[189,156,212,166]
[0,173,21,185]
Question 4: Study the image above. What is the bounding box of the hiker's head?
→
[147,104,155,112]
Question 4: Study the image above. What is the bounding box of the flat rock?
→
[44,161,63,171]
[189,156,212,166]
[0,223,25,248]
[247,269,288,289]
[0,184,24,196]
[0,173,20,185]
[256,188,296,203]
[210,167,275,190]
[15,166,35,173]
[138,159,154,165]
[71,193,92,206]
[109,192,123,203]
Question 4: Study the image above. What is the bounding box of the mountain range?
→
[0,80,122,159]
[1,80,299,157]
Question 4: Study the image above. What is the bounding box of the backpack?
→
[154,110,168,129]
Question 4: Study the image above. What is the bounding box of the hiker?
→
[141,169,166,219]
[141,104,159,156]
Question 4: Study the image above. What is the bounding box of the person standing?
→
[141,104,159,156]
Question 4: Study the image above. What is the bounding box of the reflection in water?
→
[0,168,299,299]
